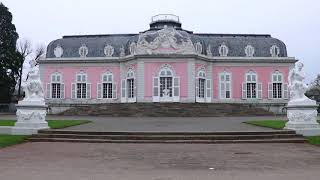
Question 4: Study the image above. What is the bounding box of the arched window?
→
[219,71,232,99]
[79,44,88,58]
[152,65,180,102]
[104,44,114,57]
[97,72,116,99]
[218,43,229,57]
[129,42,136,55]
[126,69,135,99]
[268,71,288,99]
[196,70,206,99]
[195,42,202,54]
[242,71,262,99]
[46,72,64,99]
[72,72,91,99]
[121,69,136,102]
[245,45,255,57]
[54,44,63,58]
[270,45,280,57]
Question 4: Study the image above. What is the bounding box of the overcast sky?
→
[2,0,319,83]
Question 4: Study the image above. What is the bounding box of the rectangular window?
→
[51,83,61,99]
[103,83,113,98]
[160,77,172,97]
[198,78,205,98]
[76,83,87,98]
[246,83,256,98]
[220,73,231,99]
[272,83,282,98]
[127,79,134,98]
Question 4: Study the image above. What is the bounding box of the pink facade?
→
[44,65,120,99]
[212,66,289,99]
[144,62,188,98]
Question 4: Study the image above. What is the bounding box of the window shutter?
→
[61,83,65,99]
[121,79,126,102]
[46,83,51,99]
[112,83,117,99]
[97,83,102,99]
[206,79,212,103]
[134,79,137,102]
[283,83,289,99]
[153,77,159,102]
[257,83,262,99]
[86,83,91,99]
[195,78,199,102]
[173,77,180,102]
[242,83,247,99]
[268,82,273,99]
[71,83,76,99]
[220,82,225,99]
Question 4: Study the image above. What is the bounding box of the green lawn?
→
[0,120,91,129]
[0,120,91,148]
[244,119,320,146]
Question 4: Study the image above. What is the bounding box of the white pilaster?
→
[137,61,145,102]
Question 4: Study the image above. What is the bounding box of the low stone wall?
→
[46,102,287,116]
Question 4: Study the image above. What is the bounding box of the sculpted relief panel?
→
[136,25,195,55]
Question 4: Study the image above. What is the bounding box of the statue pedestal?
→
[285,104,320,136]
[11,100,49,135]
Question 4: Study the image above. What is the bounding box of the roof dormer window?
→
[219,43,229,57]
[270,45,280,57]
[79,44,88,58]
[245,45,255,57]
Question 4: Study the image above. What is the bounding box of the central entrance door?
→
[159,77,173,102]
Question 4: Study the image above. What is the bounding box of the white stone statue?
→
[21,59,45,103]
[288,62,316,106]
[162,89,171,98]
[285,62,320,136]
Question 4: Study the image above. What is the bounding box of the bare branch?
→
[17,39,32,58]
[34,45,46,62]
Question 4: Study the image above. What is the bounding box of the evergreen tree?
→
[0,3,23,103]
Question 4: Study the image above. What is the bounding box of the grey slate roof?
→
[46,24,287,58]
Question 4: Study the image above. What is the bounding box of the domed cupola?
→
[149,14,182,30]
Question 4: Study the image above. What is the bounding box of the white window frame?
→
[121,69,136,103]
[153,65,180,102]
[218,43,229,57]
[79,44,88,58]
[270,45,280,57]
[97,72,117,100]
[72,72,91,99]
[219,72,232,99]
[46,73,65,99]
[245,45,255,57]
[268,71,288,99]
[196,70,206,103]
[242,71,262,99]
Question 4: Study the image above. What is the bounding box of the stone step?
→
[58,103,274,117]
[38,130,296,136]
[28,138,307,144]
[32,133,302,140]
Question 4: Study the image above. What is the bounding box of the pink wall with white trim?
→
[212,66,289,99]
[144,62,188,98]
[43,65,120,99]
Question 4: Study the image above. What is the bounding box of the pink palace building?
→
[39,14,297,114]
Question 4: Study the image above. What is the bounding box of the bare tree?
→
[16,39,46,98]
[17,39,32,97]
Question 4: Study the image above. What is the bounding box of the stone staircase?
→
[59,103,274,117]
[29,130,306,144]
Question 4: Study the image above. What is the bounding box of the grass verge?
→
[244,119,320,145]
[0,119,91,148]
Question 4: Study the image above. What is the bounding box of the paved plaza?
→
[1,115,319,179]
[0,114,286,132]
[0,142,320,180]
